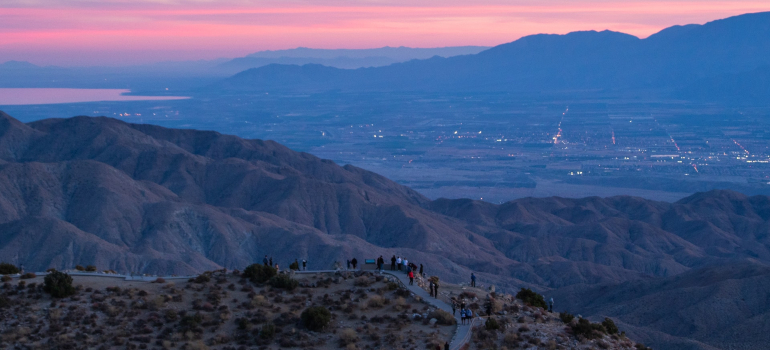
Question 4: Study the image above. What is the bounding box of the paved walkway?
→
[380,270,476,350]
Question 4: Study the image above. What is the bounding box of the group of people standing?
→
[263,255,308,272]
[451,300,474,325]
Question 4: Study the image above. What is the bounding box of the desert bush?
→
[503,332,520,347]
[301,306,331,331]
[386,282,399,290]
[427,309,456,325]
[260,322,276,339]
[242,264,276,284]
[635,343,652,350]
[515,288,546,309]
[354,276,372,287]
[153,277,166,283]
[339,328,358,345]
[165,309,179,322]
[289,261,299,271]
[459,291,476,299]
[559,312,575,324]
[44,270,75,298]
[1,275,11,282]
[85,265,97,272]
[190,274,210,284]
[485,317,501,331]
[367,295,385,308]
[0,262,20,275]
[571,318,606,339]
[602,317,619,335]
[0,295,10,308]
[75,265,85,271]
[20,272,36,279]
[269,274,298,290]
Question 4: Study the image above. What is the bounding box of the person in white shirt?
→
[396,257,402,271]
[403,259,408,273]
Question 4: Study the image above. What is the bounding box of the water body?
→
[0,88,189,105]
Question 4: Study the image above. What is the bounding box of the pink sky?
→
[1,0,769,66]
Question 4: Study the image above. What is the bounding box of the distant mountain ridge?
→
[215,12,770,101]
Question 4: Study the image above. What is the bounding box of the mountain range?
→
[0,111,769,348]
[215,12,770,104]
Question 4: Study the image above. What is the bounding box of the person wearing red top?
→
[408,270,414,285]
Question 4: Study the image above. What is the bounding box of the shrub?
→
[427,309,456,325]
[20,272,36,279]
[354,276,372,287]
[367,295,385,308]
[515,288,546,309]
[260,322,276,339]
[560,312,575,324]
[602,317,619,335]
[339,328,358,345]
[44,270,75,298]
[301,306,331,331]
[269,274,299,290]
[75,265,85,271]
[85,265,97,272]
[0,295,10,308]
[242,264,276,284]
[1,275,11,282]
[458,291,476,299]
[485,317,501,331]
[571,318,606,339]
[0,262,20,275]
[289,261,299,271]
[190,274,210,284]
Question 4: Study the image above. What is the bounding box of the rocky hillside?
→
[1,112,770,349]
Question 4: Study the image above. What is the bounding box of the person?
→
[548,297,554,312]
[263,255,269,266]
[396,256,402,271]
[471,272,476,287]
[466,308,473,323]
[403,258,408,273]
[346,259,351,270]
[460,301,466,310]
[434,280,439,298]
[294,258,299,270]
[302,259,307,271]
[351,258,358,270]
[419,264,424,277]
[451,300,456,316]
[377,256,384,272]
[429,280,435,297]
[485,300,492,316]
[460,308,466,325]
[391,255,396,270]
[444,342,449,350]
[408,270,414,285]
[269,257,273,267]
[275,264,279,272]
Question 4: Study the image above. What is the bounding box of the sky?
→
[1,0,769,66]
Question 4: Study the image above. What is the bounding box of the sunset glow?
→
[2,0,769,65]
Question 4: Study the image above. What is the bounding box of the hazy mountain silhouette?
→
[216,12,770,101]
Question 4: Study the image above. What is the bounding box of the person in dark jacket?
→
[434,281,439,298]
[269,257,273,267]
[377,256,384,272]
[351,258,358,269]
[444,342,449,350]
[470,272,476,287]
[263,255,269,266]
[429,281,435,297]
[419,264,424,277]
[391,255,396,270]
[302,259,307,271]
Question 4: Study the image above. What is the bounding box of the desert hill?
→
[1,112,770,348]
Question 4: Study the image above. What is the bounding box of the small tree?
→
[85,265,97,272]
[289,261,299,271]
[44,270,75,298]
[242,264,276,284]
[602,317,619,335]
[560,312,575,323]
[515,288,547,309]
[301,306,331,331]
[75,265,85,271]
[0,262,20,275]
[269,274,299,290]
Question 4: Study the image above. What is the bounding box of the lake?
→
[0,88,189,105]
